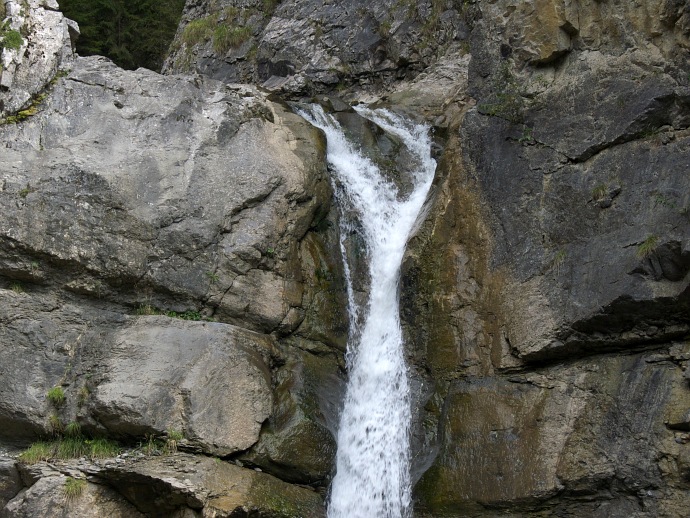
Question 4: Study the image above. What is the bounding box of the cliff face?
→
[1,0,690,516]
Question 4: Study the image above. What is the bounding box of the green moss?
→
[262,0,281,14]
[477,62,524,123]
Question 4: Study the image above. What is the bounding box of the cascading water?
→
[300,105,436,518]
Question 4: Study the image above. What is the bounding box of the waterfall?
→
[300,105,436,518]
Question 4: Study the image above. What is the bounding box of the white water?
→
[300,105,435,518]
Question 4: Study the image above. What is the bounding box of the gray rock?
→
[0,0,77,117]
[0,55,332,335]
[95,453,325,517]
[0,458,21,508]
[163,0,472,95]
[1,475,144,518]
[92,317,274,456]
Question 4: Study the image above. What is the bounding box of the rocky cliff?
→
[1,0,689,516]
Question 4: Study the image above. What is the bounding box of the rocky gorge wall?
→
[1,0,689,516]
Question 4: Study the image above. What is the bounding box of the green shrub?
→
[47,386,66,407]
[63,477,87,500]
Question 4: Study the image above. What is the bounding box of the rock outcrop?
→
[1,0,690,516]
[163,0,472,95]
[0,5,346,514]
[0,0,78,117]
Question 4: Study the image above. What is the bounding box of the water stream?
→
[300,105,435,518]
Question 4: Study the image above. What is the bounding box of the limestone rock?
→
[0,0,77,117]
[1,475,144,518]
[96,453,326,517]
[0,55,331,335]
[239,348,342,483]
[92,318,274,456]
[0,458,21,508]
[163,0,472,95]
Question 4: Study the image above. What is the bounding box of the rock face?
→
[0,7,346,514]
[2,0,690,516]
[0,0,78,117]
[397,1,690,516]
[162,0,472,95]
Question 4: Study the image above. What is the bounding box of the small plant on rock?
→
[86,438,120,458]
[48,413,64,435]
[0,21,22,51]
[77,386,90,406]
[18,442,53,464]
[47,386,66,407]
[140,433,164,456]
[548,250,567,275]
[57,436,88,459]
[65,421,82,438]
[591,184,608,201]
[165,428,185,453]
[63,477,86,500]
[9,282,23,293]
[637,235,659,258]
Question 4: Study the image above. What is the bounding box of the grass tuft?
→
[637,235,659,258]
[57,437,89,459]
[65,421,82,438]
[87,438,120,458]
[18,442,53,464]
[165,428,184,453]
[47,386,66,407]
[213,25,252,54]
[63,477,87,500]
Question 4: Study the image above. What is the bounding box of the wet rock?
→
[240,348,343,483]
[163,0,473,95]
